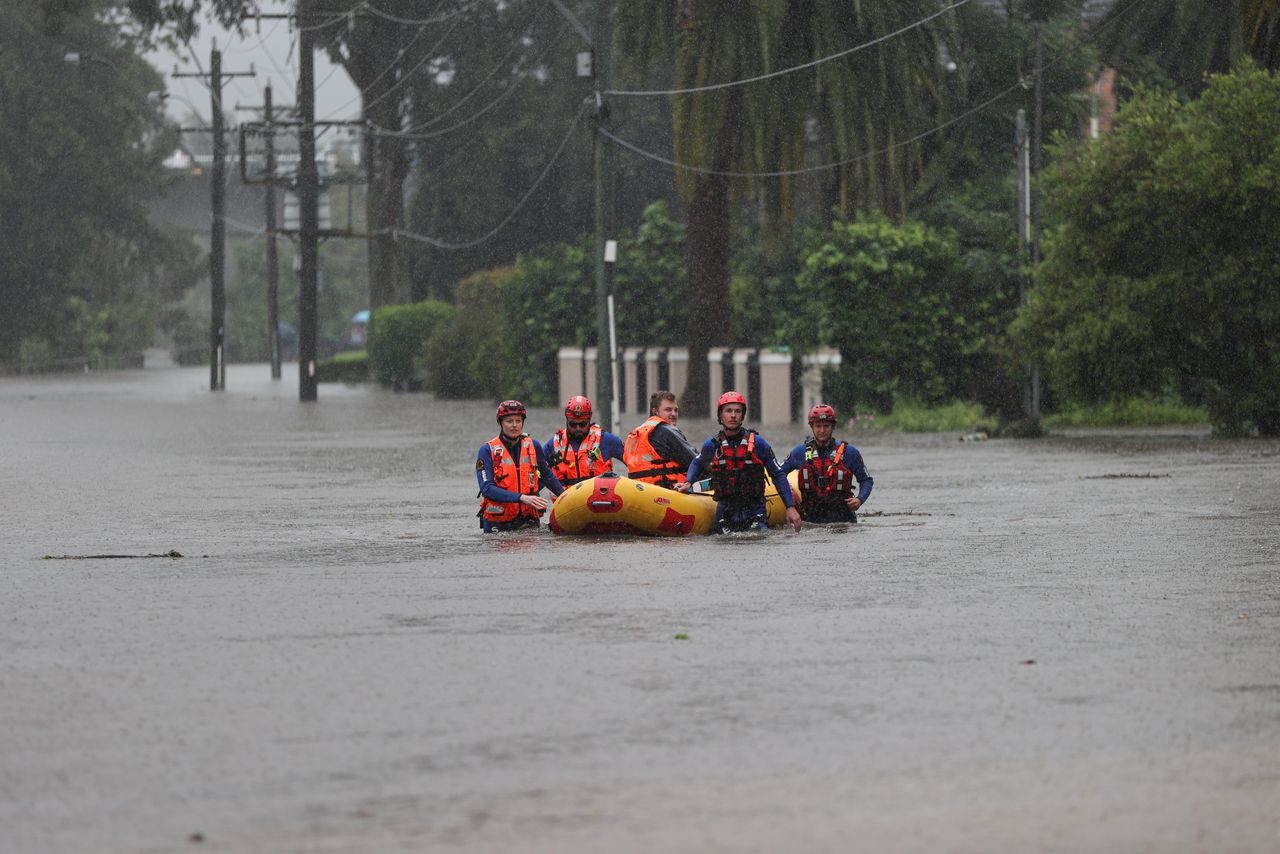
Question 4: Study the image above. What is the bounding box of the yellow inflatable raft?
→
[548,474,794,536]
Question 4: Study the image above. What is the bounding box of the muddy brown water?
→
[2,365,1278,853]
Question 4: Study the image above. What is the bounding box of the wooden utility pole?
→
[263,84,282,380]
[298,21,320,402]
[174,43,253,391]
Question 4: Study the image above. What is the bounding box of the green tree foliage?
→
[1013,63,1280,435]
[422,267,518,400]
[0,3,200,368]
[497,200,689,405]
[368,299,455,387]
[402,0,676,303]
[790,214,1012,415]
[729,222,806,348]
[615,1,952,411]
[1097,0,1280,96]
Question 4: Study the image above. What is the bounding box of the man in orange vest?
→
[476,399,564,533]
[623,390,697,489]
[544,396,625,486]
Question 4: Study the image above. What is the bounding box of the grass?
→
[1043,399,1209,428]
[848,399,989,434]
[842,396,1209,434]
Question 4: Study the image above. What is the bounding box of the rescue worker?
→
[623,390,698,489]
[476,399,564,533]
[780,403,874,523]
[543,396,625,486]
[682,391,802,533]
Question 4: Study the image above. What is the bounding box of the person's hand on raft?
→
[673,482,692,493]
[785,506,802,532]
[520,494,550,512]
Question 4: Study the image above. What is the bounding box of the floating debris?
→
[43,550,184,560]
[1083,473,1171,479]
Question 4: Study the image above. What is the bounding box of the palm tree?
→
[616,0,952,411]
[1097,0,1280,93]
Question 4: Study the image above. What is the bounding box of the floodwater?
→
[2,364,1278,853]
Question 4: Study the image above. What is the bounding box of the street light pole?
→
[210,45,227,392]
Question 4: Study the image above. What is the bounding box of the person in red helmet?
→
[476,399,564,533]
[779,403,873,524]
[681,391,802,533]
[543,396,625,486]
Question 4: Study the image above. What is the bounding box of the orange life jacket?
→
[799,439,853,512]
[479,434,542,523]
[623,417,688,487]
[708,430,766,500]
[550,425,613,486]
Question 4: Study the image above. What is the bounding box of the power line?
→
[318,1,460,120]
[360,0,488,26]
[391,106,584,250]
[369,24,566,140]
[605,0,970,98]
[388,0,553,134]
[243,19,296,90]
[602,82,1022,178]
[227,17,282,53]
[600,0,1151,179]
[297,9,353,33]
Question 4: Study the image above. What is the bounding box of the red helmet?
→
[495,399,527,422]
[564,395,592,420]
[716,391,748,419]
[808,403,837,425]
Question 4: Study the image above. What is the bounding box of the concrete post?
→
[707,347,731,419]
[732,348,754,398]
[666,347,689,402]
[644,347,664,402]
[622,346,643,414]
[558,347,585,406]
[800,348,842,417]
[758,348,792,426]
[584,347,598,404]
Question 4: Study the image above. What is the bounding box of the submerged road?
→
[2,365,1278,853]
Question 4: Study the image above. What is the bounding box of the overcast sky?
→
[148,1,361,126]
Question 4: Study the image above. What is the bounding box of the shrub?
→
[792,214,1005,415]
[1043,397,1208,428]
[367,299,454,387]
[317,350,369,383]
[423,267,518,399]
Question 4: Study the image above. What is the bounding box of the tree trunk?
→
[681,106,738,416]
[364,94,410,310]
[342,16,413,313]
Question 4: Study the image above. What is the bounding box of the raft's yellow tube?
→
[549,473,796,536]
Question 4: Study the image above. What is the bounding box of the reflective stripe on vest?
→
[709,430,766,500]
[623,417,687,486]
[799,440,852,504]
[550,425,612,486]
[479,434,542,522]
